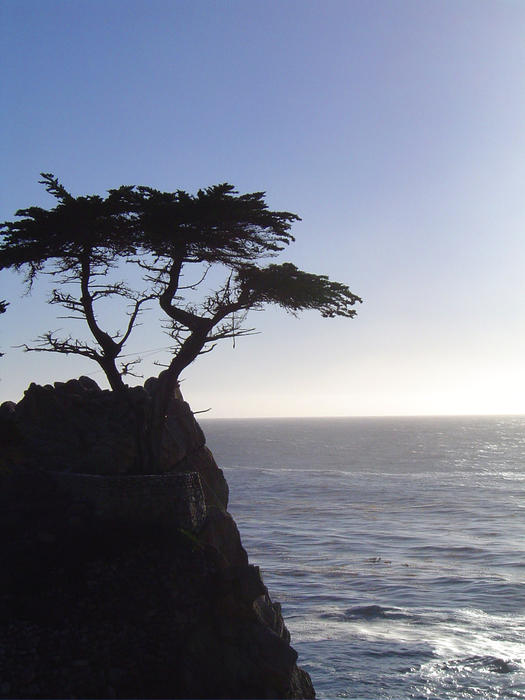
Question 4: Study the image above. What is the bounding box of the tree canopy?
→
[0,174,362,393]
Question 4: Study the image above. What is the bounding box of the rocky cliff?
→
[0,377,315,699]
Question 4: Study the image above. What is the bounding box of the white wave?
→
[289,607,525,668]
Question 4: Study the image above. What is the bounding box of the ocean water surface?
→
[201,416,525,699]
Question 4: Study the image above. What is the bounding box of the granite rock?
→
[0,376,315,699]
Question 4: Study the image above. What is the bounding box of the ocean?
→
[201,415,525,700]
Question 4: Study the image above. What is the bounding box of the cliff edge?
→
[0,377,315,699]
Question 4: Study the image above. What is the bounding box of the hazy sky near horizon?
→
[1,0,525,417]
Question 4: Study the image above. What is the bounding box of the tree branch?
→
[120,357,143,378]
[117,293,156,349]
[78,252,123,363]
[16,331,100,360]
[159,258,210,332]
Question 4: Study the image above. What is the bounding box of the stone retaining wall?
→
[51,471,207,532]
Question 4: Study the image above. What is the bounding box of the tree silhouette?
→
[119,183,362,407]
[0,175,154,390]
[0,175,362,397]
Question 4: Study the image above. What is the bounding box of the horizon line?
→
[199,412,525,421]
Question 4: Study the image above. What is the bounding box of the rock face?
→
[0,374,211,477]
[0,378,315,699]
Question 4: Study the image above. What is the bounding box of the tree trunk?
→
[98,356,127,392]
[147,328,210,472]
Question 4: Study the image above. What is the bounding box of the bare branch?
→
[117,293,156,350]
[16,331,100,360]
[120,357,143,378]
[198,343,217,355]
[206,328,258,342]
[178,264,211,291]
[56,315,88,321]
[50,290,84,309]
[132,258,168,274]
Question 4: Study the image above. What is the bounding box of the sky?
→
[1,0,525,418]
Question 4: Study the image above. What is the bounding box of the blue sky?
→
[1,0,525,417]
